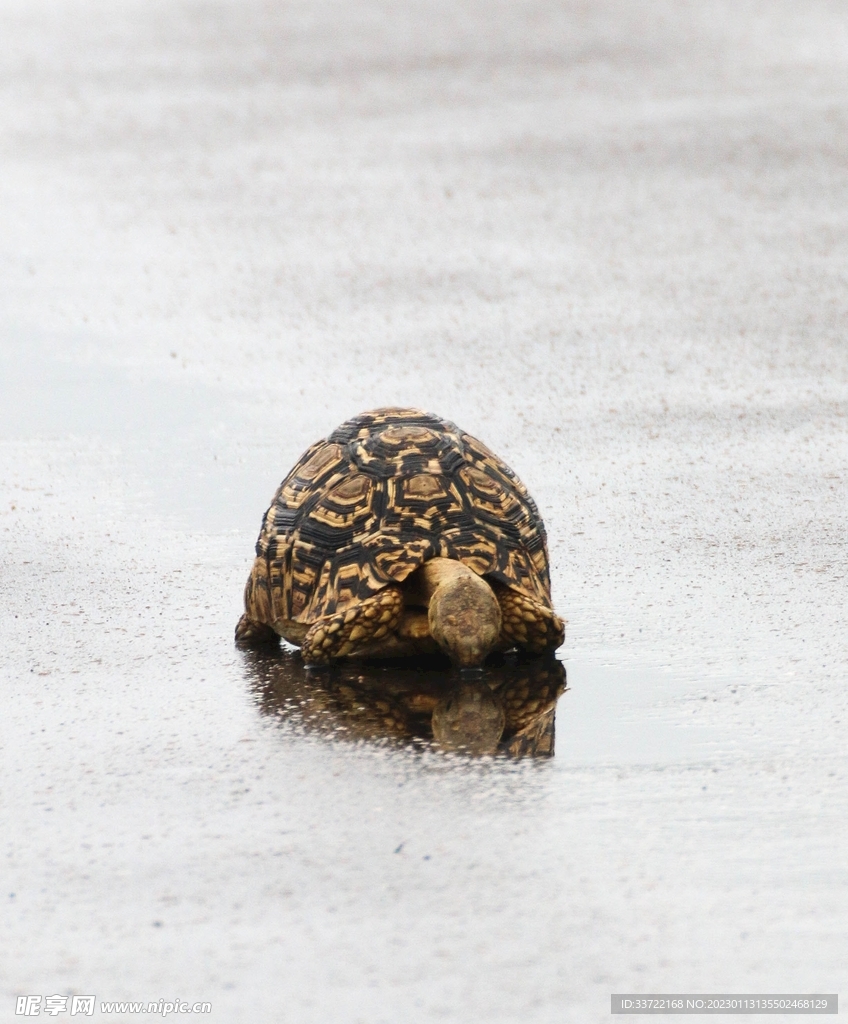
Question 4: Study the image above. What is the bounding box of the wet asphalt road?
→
[1,0,847,1020]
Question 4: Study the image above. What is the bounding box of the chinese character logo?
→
[70,995,96,1016]
[15,996,42,1016]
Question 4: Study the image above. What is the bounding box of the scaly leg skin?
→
[494,585,565,655]
[235,613,280,647]
[301,586,404,665]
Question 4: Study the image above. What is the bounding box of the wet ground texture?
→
[2,0,848,1021]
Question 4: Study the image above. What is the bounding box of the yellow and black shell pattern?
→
[244,408,555,627]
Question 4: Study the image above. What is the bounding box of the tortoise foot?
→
[235,613,280,648]
[494,586,565,654]
[301,586,404,664]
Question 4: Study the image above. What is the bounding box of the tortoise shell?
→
[245,408,555,627]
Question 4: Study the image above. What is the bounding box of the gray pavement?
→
[1,0,847,1021]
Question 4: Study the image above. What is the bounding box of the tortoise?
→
[235,407,564,667]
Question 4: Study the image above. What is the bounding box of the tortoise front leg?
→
[301,586,404,664]
[493,585,565,654]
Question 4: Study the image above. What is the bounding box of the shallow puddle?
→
[238,648,728,767]
[556,661,726,766]
[4,338,728,768]
[246,650,565,757]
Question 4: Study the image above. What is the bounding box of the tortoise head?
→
[425,563,502,668]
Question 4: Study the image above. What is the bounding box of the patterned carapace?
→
[243,407,556,628]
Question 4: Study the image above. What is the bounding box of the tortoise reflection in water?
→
[236,408,564,668]
[246,652,567,758]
